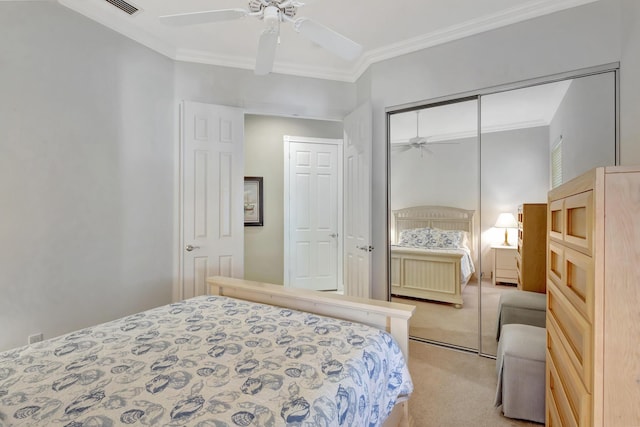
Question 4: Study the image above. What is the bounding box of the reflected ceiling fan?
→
[160,0,363,75]
[392,110,458,157]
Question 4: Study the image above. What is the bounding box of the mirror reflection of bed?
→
[390,206,475,309]
[388,202,533,354]
[389,205,511,352]
[390,205,488,351]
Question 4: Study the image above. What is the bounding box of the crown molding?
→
[56,0,599,83]
[351,0,599,81]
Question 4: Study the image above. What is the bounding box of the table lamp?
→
[495,212,518,246]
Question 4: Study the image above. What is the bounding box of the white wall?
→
[174,62,357,121]
[390,136,478,213]
[0,2,175,351]
[621,0,640,164]
[367,0,622,299]
[244,115,343,285]
[550,72,617,183]
[480,127,550,275]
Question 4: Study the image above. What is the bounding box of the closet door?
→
[388,99,480,351]
[479,72,616,356]
[387,70,617,356]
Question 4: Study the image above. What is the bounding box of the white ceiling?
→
[57,0,597,82]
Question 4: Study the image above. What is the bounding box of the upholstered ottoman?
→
[495,290,546,340]
[494,324,546,424]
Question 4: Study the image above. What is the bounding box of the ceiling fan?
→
[159,0,363,75]
[391,110,458,157]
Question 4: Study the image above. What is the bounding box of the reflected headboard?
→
[392,205,476,258]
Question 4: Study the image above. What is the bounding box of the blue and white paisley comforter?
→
[0,296,413,426]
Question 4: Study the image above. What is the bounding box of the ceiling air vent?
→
[104,0,140,15]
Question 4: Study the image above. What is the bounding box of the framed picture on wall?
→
[244,176,263,226]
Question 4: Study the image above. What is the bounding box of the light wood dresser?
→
[516,203,547,293]
[545,166,640,426]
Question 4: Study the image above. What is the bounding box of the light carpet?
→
[393,280,519,355]
[406,340,541,426]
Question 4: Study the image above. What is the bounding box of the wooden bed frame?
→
[207,276,416,427]
[390,205,476,308]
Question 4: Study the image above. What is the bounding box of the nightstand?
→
[492,245,517,286]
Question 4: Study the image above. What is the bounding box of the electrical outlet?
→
[28,333,43,344]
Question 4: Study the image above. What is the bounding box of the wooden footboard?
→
[207,276,416,359]
[391,247,464,308]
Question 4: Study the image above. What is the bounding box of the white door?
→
[285,137,342,291]
[344,103,373,298]
[179,101,244,300]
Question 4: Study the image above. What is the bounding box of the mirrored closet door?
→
[389,98,480,351]
[388,67,617,354]
[479,71,617,356]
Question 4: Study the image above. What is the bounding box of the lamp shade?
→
[495,212,517,228]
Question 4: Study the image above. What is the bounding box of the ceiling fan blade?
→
[391,145,412,153]
[294,18,363,60]
[255,29,279,76]
[160,9,248,26]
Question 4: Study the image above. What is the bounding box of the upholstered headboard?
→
[392,205,476,258]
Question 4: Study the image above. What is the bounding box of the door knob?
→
[329,233,338,238]
[185,244,200,252]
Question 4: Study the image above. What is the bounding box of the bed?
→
[391,206,476,308]
[0,276,415,427]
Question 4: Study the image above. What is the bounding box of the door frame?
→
[283,135,344,292]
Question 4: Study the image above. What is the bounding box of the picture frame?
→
[244,176,263,226]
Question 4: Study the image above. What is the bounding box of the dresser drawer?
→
[548,244,593,322]
[546,388,563,427]
[547,283,593,392]
[546,346,591,427]
[548,242,564,287]
[563,191,593,256]
[549,191,593,256]
[560,247,593,322]
[549,199,564,242]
